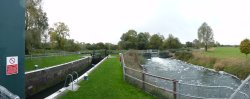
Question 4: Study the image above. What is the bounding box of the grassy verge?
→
[59,56,154,99]
[180,47,250,79]
[25,54,83,71]
[202,47,250,59]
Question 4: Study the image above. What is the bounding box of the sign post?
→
[0,0,25,98]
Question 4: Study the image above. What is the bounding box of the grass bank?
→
[178,47,250,79]
[25,54,83,71]
[60,56,154,99]
[203,47,250,59]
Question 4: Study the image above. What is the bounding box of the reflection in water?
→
[144,57,241,89]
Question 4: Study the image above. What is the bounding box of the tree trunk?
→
[205,45,208,51]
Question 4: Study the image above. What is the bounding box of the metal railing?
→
[25,52,79,60]
[64,74,74,90]
[0,85,20,99]
[120,53,249,99]
[230,75,250,99]
[124,66,178,98]
[72,71,79,83]
[121,53,178,98]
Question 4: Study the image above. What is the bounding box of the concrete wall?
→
[25,57,92,97]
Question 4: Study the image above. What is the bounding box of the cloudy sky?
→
[43,0,250,45]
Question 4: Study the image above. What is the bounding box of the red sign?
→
[6,56,18,75]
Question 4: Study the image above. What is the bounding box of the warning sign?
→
[6,56,18,75]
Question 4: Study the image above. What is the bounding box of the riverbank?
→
[59,55,154,99]
[176,47,250,79]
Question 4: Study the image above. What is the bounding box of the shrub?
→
[213,60,225,71]
[159,51,172,58]
[123,50,143,70]
[175,51,193,61]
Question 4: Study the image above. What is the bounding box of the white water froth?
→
[145,57,241,88]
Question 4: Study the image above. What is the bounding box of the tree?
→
[149,34,164,49]
[193,39,201,48]
[86,43,95,50]
[65,40,81,52]
[137,32,149,50]
[198,22,214,51]
[96,42,106,50]
[119,30,138,49]
[25,0,48,54]
[240,39,250,58]
[162,34,182,49]
[215,41,221,47]
[186,41,193,48]
[49,22,70,50]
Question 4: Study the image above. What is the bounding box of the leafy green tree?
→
[215,41,221,47]
[137,32,149,50]
[149,34,164,49]
[198,22,214,51]
[119,30,138,49]
[86,43,95,50]
[49,22,70,50]
[240,39,250,58]
[96,42,106,50]
[193,39,201,48]
[186,41,193,48]
[104,43,118,50]
[64,39,81,52]
[25,0,48,54]
[162,34,182,49]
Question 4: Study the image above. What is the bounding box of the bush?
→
[213,60,225,71]
[175,51,193,61]
[123,50,144,70]
[159,51,172,58]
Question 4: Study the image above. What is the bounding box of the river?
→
[143,57,242,98]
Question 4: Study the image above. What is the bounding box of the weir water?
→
[144,57,242,98]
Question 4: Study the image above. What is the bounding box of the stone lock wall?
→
[25,57,92,97]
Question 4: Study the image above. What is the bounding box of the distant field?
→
[190,47,250,79]
[203,47,249,59]
[25,54,83,72]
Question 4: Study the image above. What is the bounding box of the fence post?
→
[173,79,177,99]
[142,70,145,91]
[121,54,126,81]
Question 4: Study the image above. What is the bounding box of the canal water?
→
[144,57,242,98]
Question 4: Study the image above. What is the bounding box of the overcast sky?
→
[43,0,250,45]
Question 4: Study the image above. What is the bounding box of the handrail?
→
[64,74,74,90]
[72,71,79,83]
[0,85,20,99]
[124,66,176,82]
[230,75,250,99]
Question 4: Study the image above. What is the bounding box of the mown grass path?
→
[60,56,154,99]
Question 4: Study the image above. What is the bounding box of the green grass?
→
[60,56,154,99]
[25,54,83,71]
[188,47,250,79]
[203,47,249,59]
